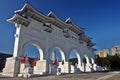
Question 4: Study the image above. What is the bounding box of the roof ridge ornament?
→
[65,17,73,24]
[15,3,31,13]
[47,11,57,19]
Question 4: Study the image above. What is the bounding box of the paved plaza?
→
[0,71,120,80]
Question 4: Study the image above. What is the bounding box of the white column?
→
[13,23,22,57]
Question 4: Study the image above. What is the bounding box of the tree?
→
[95,54,120,69]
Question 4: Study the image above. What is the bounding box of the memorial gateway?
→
[2,3,96,77]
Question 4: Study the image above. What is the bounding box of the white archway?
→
[3,3,95,76]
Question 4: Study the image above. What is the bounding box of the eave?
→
[80,34,90,42]
[7,14,31,26]
[65,17,84,34]
[47,11,68,29]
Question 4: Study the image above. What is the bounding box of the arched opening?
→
[23,44,41,68]
[68,50,81,73]
[19,43,44,75]
[83,55,90,72]
[49,48,62,61]
[49,47,65,74]
[23,42,44,60]
[69,50,78,66]
[49,47,65,62]
[24,44,40,58]
[90,58,95,71]
[83,57,87,72]
[83,55,90,64]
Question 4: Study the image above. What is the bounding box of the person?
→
[53,59,59,66]
[20,56,28,63]
[32,58,39,67]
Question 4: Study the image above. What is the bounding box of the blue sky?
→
[0,0,120,54]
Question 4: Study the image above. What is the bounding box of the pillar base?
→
[18,63,33,78]
[34,60,48,75]
[85,64,92,72]
[2,57,20,77]
[58,62,69,73]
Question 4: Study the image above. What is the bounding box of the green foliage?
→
[69,58,78,65]
[110,54,120,69]
[95,54,120,69]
